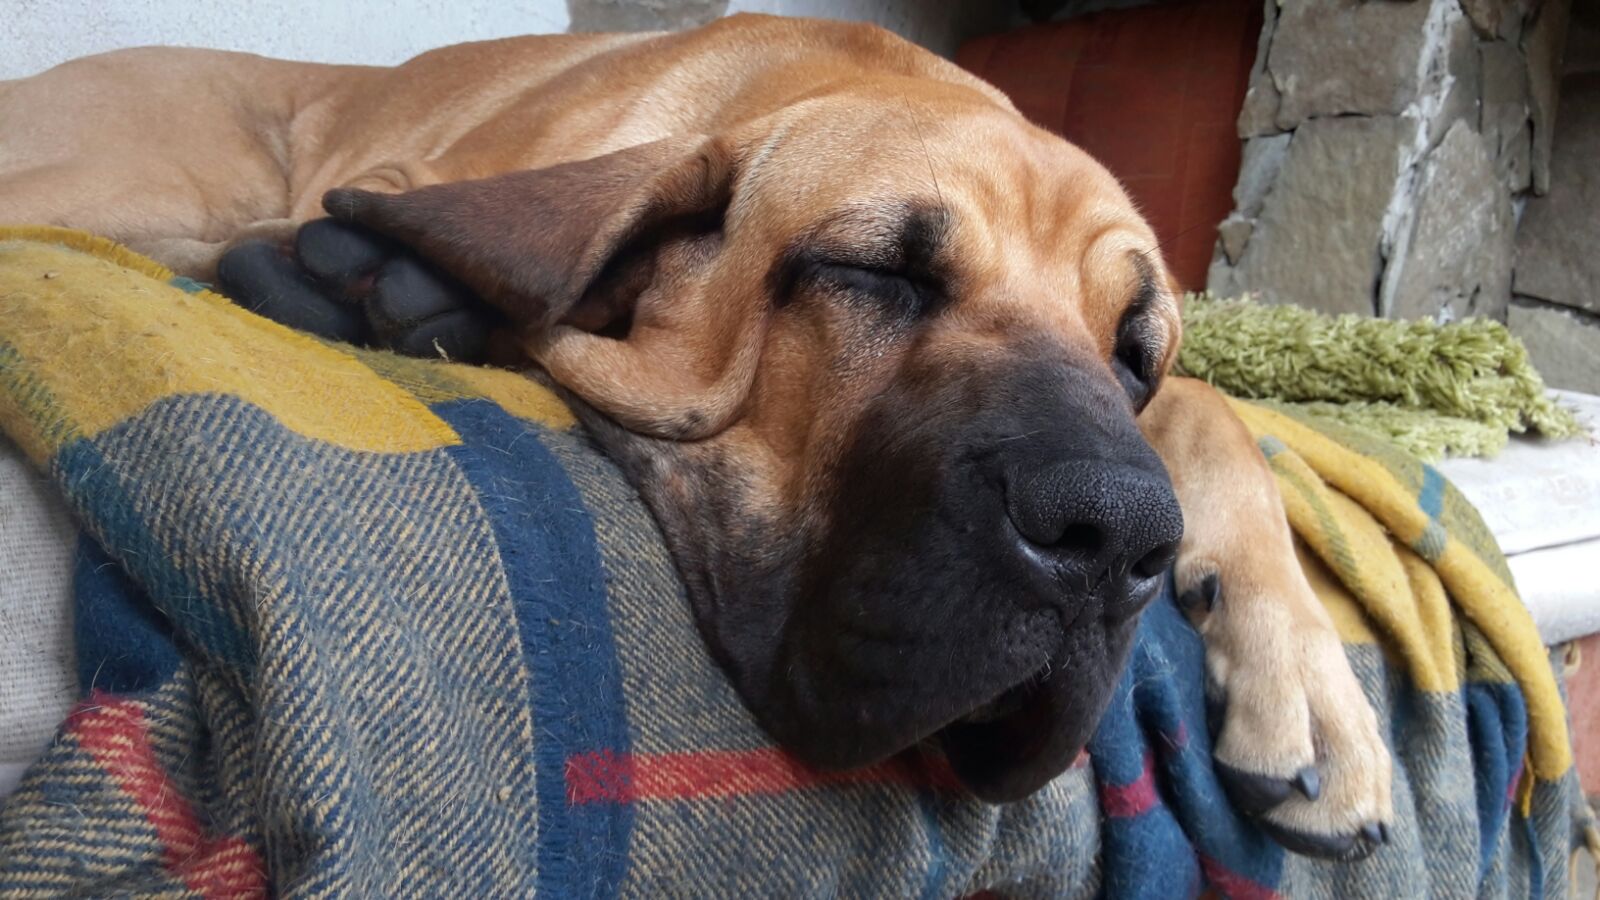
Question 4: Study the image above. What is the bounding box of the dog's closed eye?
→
[1113,324,1155,410]
[1112,259,1169,411]
[811,260,938,318]
[773,203,951,318]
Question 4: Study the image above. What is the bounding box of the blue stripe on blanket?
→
[73,536,180,695]
[1467,680,1529,879]
[56,437,255,672]
[1089,595,1284,899]
[66,393,546,895]
[435,399,635,898]
[916,791,951,899]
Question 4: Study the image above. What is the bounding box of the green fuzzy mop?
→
[1177,294,1585,462]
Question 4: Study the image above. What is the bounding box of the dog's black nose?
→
[1005,460,1183,600]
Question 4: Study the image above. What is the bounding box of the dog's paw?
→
[1179,562,1394,861]
[214,218,497,362]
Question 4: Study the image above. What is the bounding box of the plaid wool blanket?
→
[0,228,1589,898]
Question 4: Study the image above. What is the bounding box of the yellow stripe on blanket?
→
[0,227,458,459]
[0,227,572,463]
[1227,398,1572,782]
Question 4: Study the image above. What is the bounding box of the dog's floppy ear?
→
[323,136,759,439]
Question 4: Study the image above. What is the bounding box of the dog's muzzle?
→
[746,350,1183,803]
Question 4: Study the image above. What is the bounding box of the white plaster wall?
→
[2,1,1000,80]
[1,1,572,79]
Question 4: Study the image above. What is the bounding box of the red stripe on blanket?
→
[566,748,937,803]
[568,746,1092,805]
[572,746,953,800]
[68,691,268,898]
[1098,752,1158,817]
[569,743,1094,797]
[1199,854,1281,900]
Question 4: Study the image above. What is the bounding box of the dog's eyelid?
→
[1112,286,1167,411]
[1115,253,1172,373]
[1116,307,1162,368]
[780,240,931,283]
[801,203,950,274]
[770,212,949,313]
[805,239,906,271]
[812,259,936,314]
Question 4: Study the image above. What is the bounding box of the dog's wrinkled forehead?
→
[727,105,1181,386]
[731,96,1179,349]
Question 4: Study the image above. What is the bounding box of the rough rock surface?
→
[1509,301,1600,394]
[1524,0,1573,194]
[1264,0,1433,129]
[1218,217,1253,265]
[1237,0,1284,136]
[568,0,727,32]
[1480,40,1534,191]
[1461,0,1504,37]
[1210,0,1576,326]
[1223,117,1408,314]
[1514,73,1600,315]
[1382,120,1515,322]
[1232,133,1292,219]
[1431,5,1482,148]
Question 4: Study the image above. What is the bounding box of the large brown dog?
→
[0,14,1391,857]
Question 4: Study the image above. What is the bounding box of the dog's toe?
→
[1184,567,1395,861]
[366,256,493,361]
[218,219,504,362]
[367,256,475,335]
[216,240,368,343]
[1256,819,1387,862]
[1214,762,1319,816]
[388,310,491,361]
[295,218,393,289]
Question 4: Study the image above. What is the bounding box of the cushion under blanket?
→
[0,228,1588,899]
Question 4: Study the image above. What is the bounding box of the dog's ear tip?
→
[321,188,375,219]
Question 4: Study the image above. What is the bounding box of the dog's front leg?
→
[1139,376,1394,860]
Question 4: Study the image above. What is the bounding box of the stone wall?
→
[1208,0,1598,392]
[1210,0,1564,318]
[1509,4,1600,393]
[1209,0,1600,392]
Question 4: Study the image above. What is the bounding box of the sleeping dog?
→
[0,13,1391,857]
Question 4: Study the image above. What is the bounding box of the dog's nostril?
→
[1133,539,1180,580]
[1056,522,1104,558]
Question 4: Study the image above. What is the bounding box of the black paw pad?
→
[216,220,503,363]
[367,257,476,337]
[294,218,393,290]
[365,257,492,362]
[215,240,367,343]
[387,310,491,362]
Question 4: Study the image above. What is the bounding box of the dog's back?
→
[0,15,1007,273]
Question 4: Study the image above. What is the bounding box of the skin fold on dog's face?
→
[328,86,1187,802]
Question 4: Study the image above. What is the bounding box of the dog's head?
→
[325,86,1184,802]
